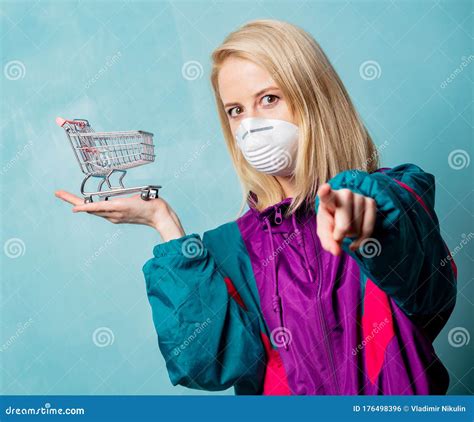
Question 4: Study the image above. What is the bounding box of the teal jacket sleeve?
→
[315,163,457,323]
[142,233,266,393]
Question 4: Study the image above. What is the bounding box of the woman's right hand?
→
[54,190,186,242]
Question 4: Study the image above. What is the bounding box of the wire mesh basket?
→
[56,117,161,203]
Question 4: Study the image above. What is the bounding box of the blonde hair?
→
[210,19,379,216]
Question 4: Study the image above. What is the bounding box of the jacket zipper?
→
[311,224,341,395]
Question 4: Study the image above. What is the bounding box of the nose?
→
[245,109,267,120]
[245,109,258,119]
[242,101,268,120]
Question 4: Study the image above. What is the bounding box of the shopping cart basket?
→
[56,117,161,203]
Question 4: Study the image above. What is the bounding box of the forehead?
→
[217,56,275,103]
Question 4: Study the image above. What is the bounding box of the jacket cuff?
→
[152,233,204,258]
[315,169,402,231]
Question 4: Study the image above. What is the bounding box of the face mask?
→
[234,117,299,177]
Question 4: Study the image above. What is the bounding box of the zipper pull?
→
[274,206,283,225]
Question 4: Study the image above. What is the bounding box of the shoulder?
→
[203,220,241,245]
[202,209,258,256]
[200,215,253,284]
[203,209,258,242]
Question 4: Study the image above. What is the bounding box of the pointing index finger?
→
[317,183,337,211]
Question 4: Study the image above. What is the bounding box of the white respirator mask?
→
[234,117,299,177]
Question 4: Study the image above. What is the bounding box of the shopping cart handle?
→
[56,117,67,127]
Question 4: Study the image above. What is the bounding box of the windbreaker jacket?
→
[142,163,458,395]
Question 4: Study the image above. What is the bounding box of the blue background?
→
[0,0,472,396]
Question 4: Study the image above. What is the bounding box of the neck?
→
[276,175,296,199]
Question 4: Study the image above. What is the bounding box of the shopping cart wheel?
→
[140,187,160,201]
[148,187,159,200]
[84,196,93,204]
[104,197,109,201]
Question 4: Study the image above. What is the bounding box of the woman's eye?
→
[227,106,242,118]
[261,94,279,106]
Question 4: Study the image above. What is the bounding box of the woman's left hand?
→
[316,183,377,256]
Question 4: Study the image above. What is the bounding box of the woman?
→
[56,19,457,395]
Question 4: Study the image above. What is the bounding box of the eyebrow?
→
[223,86,280,108]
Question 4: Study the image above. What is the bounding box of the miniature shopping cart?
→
[56,117,161,203]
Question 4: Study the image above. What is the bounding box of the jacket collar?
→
[247,191,313,225]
